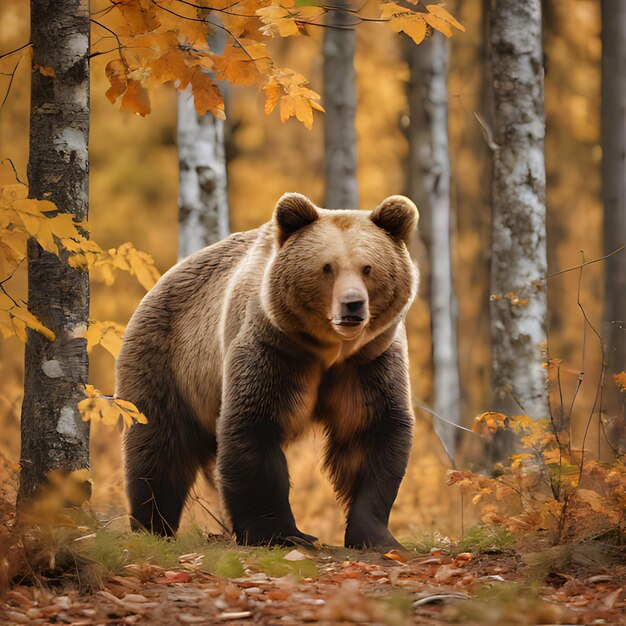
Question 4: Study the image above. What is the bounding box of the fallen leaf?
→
[384,549,407,563]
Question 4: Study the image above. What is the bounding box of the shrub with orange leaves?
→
[448,381,625,545]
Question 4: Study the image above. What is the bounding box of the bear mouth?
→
[331,316,367,338]
[335,316,365,327]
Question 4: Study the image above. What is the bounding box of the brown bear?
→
[116,193,419,549]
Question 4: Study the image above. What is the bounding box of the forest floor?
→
[1,539,624,625]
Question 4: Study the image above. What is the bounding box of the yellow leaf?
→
[380,4,427,45]
[83,323,103,352]
[11,305,56,341]
[280,94,296,123]
[425,4,465,31]
[264,81,282,115]
[294,96,313,129]
[257,6,300,37]
[424,13,452,37]
[100,325,124,359]
[11,316,26,342]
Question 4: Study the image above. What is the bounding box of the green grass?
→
[69,526,319,587]
[458,525,515,553]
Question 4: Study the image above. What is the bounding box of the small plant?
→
[448,383,625,546]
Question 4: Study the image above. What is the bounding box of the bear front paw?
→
[236,523,318,548]
[345,522,404,551]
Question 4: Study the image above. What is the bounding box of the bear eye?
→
[363,265,372,277]
[323,263,333,274]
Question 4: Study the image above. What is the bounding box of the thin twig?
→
[0,42,31,60]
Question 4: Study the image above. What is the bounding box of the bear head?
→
[263,192,419,346]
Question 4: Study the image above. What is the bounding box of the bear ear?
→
[274,193,319,246]
[370,195,419,244]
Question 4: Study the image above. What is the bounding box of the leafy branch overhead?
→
[96,0,463,126]
[0,163,160,343]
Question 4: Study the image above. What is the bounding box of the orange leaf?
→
[120,79,151,116]
[190,69,225,119]
[383,549,407,563]
[105,60,128,104]
[34,64,56,78]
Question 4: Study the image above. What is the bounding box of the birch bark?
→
[18,0,91,505]
[407,35,461,456]
[601,0,626,376]
[177,88,230,258]
[489,0,548,419]
[323,0,358,209]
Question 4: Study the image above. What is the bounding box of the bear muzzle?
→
[331,288,369,338]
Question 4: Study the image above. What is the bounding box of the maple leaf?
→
[115,0,160,36]
[213,43,262,86]
[105,59,129,104]
[190,68,225,118]
[150,47,194,89]
[425,4,465,33]
[120,79,152,116]
[380,3,427,45]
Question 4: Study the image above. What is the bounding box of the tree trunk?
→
[489,0,548,419]
[407,34,461,457]
[177,88,230,258]
[323,0,358,209]
[18,0,91,505]
[601,0,626,377]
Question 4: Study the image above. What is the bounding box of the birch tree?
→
[601,0,626,377]
[407,34,461,456]
[489,0,548,419]
[177,89,230,258]
[323,0,358,209]
[18,0,91,505]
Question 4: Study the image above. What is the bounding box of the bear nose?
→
[339,290,367,320]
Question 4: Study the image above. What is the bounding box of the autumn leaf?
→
[257,5,301,37]
[84,320,125,359]
[105,59,129,104]
[0,294,55,342]
[425,4,465,32]
[380,3,427,45]
[115,0,160,36]
[613,371,626,392]
[120,79,151,116]
[79,384,147,428]
[33,64,56,77]
[213,43,262,86]
[190,69,225,118]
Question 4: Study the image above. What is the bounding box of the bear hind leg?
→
[124,410,215,536]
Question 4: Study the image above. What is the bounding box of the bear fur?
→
[116,193,419,549]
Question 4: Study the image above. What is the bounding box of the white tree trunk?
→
[19,0,91,505]
[177,88,229,258]
[323,0,358,209]
[490,0,548,419]
[601,0,626,377]
[407,35,461,457]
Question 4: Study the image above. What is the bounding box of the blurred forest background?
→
[0,0,621,545]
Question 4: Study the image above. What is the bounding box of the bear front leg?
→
[217,340,317,547]
[218,423,316,546]
[323,342,414,550]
